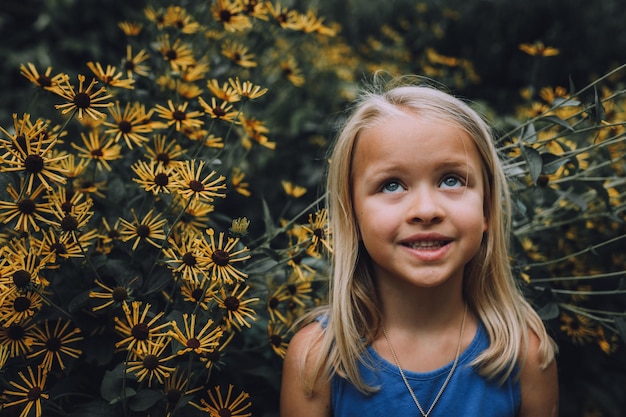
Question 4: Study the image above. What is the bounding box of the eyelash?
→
[379,175,467,193]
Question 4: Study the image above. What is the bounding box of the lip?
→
[399,233,453,261]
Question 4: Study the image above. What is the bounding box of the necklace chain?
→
[381,304,468,417]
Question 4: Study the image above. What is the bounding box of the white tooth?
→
[409,241,442,249]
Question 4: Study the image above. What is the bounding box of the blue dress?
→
[331,323,521,417]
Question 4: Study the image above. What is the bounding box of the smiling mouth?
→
[404,240,450,249]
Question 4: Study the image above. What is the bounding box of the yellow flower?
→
[19,63,67,91]
[144,134,185,167]
[231,167,251,197]
[2,366,49,417]
[86,61,135,89]
[281,180,307,198]
[53,74,114,120]
[89,277,136,311]
[27,320,83,372]
[215,284,258,331]
[162,233,207,283]
[104,101,155,149]
[0,114,69,193]
[131,159,177,196]
[172,159,227,203]
[169,313,222,355]
[268,320,290,358]
[207,79,241,103]
[299,208,332,256]
[114,301,171,354]
[280,56,305,86]
[200,228,250,285]
[198,96,240,123]
[0,290,44,327]
[157,35,196,71]
[192,384,252,417]
[0,183,53,232]
[122,45,151,78]
[70,130,122,171]
[125,336,177,386]
[118,21,143,36]
[0,318,36,358]
[154,100,204,132]
[212,0,252,32]
[221,40,257,68]
[228,77,268,100]
[118,209,168,251]
[163,5,202,34]
[519,41,559,57]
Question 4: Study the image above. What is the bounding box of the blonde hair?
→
[301,78,556,394]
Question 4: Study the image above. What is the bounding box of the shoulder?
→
[281,321,332,417]
[517,329,558,417]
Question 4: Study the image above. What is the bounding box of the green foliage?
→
[0,1,625,417]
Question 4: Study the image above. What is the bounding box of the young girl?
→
[281,80,558,417]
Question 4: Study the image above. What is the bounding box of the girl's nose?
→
[406,187,444,224]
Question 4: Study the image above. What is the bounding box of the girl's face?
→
[350,111,488,291]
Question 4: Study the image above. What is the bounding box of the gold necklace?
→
[381,304,468,417]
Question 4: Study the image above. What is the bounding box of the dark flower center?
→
[51,242,67,254]
[286,284,297,295]
[18,199,36,214]
[186,338,201,349]
[131,323,150,340]
[61,201,74,212]
[156,153,171,165]
[37,75,52,87]
[270,334,283,347]
[74,92,92,109]
[7,324,25,340]
[172,110,186,121]
[14,296,32,312]
[143,354,159,370]
[219,10,232,23]
[166,389,182,404]
[268,297,280,309]
[188,180,204,192]
[213,107,226,117]
[118,120,133,133]
[136,224,151,238]
[224,296,240,311]
[45,336,62,352]
[313,228,324,239]
[154,173,169,187]
[124,61,136,71]
[108,230,120,239]
[218,408,232,417]
[13,270,31,288]
[91,149,104,158]
[182,252,197,266]
[165,49,178,61]
[112,287,129,302]
[61,214,79,231]
[191,288,204,302]
[211,250,230,266]
[27,387,42,401]
[24,154,45,173]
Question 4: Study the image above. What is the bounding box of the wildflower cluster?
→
[0,2,337,416]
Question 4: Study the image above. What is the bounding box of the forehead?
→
[351,112,484,174]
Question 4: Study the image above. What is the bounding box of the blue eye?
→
[382,181,405,193]
[440,175,464,189]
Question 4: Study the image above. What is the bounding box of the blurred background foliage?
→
[0,0,625,416]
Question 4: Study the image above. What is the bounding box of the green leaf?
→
[593,85,606,124]
[540,152,571,175]
[537,302,559,321]
[521,122,537,143]
[100,366,136,403]
[613,317,626,344]
[522,146,543,184]
[128,389,164,412]
[261,197,276,236]
[536,115,574,131]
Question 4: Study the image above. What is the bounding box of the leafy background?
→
[0,0,625,416]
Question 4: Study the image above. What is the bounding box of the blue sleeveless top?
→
[331,323,521,417]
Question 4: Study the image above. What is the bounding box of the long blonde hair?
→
[301,79,556,394]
